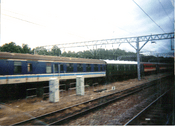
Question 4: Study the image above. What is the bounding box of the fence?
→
[43,86,49,96]
[26,87,37,99]
[60,84,66,98]
[68,82,76,96]
[92,83,99,92]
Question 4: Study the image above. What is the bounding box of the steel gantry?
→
[35,32,174,80]
[38,32,174,49]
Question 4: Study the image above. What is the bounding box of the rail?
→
[13,79,158,125]
[124,87,173,125]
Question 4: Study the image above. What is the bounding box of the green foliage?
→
[0,42,173,62]
[50,45,61,56]
[0,42,22,53]
[33,45,61,56]
[59,48,136,60]
[0,42,32,54]
[22,44,31,53]
[34,47,49,55]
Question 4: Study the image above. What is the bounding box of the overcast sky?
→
[1,0,174,55]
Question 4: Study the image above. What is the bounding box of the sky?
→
[1,0,174,56]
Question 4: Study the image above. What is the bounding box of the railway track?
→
[12,79,160,125]
[124,87,173,125]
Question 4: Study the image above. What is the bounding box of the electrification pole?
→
[36,32,174,81]
[136,37,141,81]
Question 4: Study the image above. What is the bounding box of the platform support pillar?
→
[49,78,59,102]
[76,76,84,95]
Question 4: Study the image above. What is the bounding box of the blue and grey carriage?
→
[0,52,106,85]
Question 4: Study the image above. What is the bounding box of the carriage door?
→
[53,63,61,77]
[58,64,61,77]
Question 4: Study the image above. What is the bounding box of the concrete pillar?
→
[49,78,59,102]
[76,76,84,95]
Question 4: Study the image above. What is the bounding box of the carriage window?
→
[100,65,103,71]
[103,65,106,70]
[112,65,115,70]
[78,64,83,72]
[125,65,128,71]
[54,64,58,72]
[131,65,133,70]
[46,63,51,73]
[94,64,98,71]
[27,63,32,72]
[86,64,91,72]
[119,65,122,71]
[60,64,64,71]
[14,61,22,74]
[67,63,73,72]
[78,64,82,68]
[118,65,120,70]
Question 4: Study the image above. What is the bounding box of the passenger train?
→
[105,60,173,81]
[0,52,173,85]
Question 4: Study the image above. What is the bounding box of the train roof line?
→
[104,60,137,64]
[0,52,106,64]
[104,60,171,64]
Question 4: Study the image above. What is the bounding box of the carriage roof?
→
[0,52,106,64]
[104,60,137,64]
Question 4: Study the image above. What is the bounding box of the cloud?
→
[1,0,174,56]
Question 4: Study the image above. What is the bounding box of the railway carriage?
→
[104,60,173,82]
[140,62,157,75]
[0,52,173,101]
[140,62,173,75]
[0,52,173,85]
[104,60,138,81]
[158,63,172,73]
[0,52,106,85]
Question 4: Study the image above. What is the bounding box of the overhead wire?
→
[2,14,43,26]
[2,9,90,41]
[158,0,173,23]
[132,0,166,33]
[114,26,135,35]
[170,0,174,7]
[2,7,135,43]
[2,9,44,27]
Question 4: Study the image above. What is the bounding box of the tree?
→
[34,47,49,55]
[22,44,31,53]
[50,45,61,56]
[0,42,23,53]
[61,51,68,57]
[82,50,93,59]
